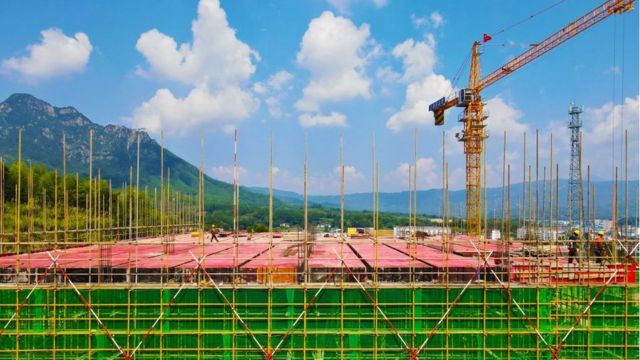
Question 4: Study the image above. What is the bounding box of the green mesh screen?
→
[0,286,637,359]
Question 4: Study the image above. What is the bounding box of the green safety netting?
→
[0,286,637,359]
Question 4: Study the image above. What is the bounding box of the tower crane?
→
[429,0,635,235]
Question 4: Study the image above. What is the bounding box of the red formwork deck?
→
[385,242,487,269]
[0,233,635,284]
[242,243,300,269]
[308,240,365,269]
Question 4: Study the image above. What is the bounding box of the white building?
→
[393,226,451,238]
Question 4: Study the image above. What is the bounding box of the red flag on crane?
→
[482,33,492,43]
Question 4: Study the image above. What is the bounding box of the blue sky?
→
[1,0,637,195]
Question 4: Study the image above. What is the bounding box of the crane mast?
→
[429,0,635,236]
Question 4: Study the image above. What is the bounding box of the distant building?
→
[490,229,501,240]
[393,226,451,238]
[516,227,562,241]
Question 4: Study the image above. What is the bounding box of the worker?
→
[568,229,580,265]
[593,230,605,265]
[210,224,219,243]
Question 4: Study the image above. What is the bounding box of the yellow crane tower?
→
[429,0,635,235]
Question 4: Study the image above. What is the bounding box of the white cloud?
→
[334,165,365,181]
[136,0,258,88]
[411,12,445,30]
[386,34,454,132]
[252,70,294,118]
[210,164,247,182]
[429,12,445,29]
[392,36,437,83]
[253,82,267,94]
[376,66,401,83]
[411,14,427,28]
[299,112,347,127]
[484,95,529,139]
[371,0,388,7]
[130,0,259,135]
[295,11,373,112]
[386,73,452,132]
[265,96,284,118]
[126,86,258,136]
[327,0,388,14]
[582,95,639,179]
[1,28,92,81]
[267,70,293,90]
[386,157,440,190]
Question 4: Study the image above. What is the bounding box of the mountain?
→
[252,180,638,220]
[2,93,634,223]
[0,93,269,209]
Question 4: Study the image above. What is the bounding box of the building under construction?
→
[0,217,637,359]
[0,119,638,359]
[1,0,639,359]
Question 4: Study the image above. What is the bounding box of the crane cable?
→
[619,13,625,180]
[483,0,568,42]
[446,1,568,99]
[611,14,617,181]
[447,48,473,99]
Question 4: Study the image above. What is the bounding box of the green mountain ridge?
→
[2,93,633,227]
[250,179,639,220]
[0,93,269,209]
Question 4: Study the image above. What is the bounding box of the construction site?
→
[0,0,638,359]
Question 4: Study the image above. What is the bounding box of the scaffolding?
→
[0,127,638,359]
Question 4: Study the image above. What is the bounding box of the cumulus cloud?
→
[392,36,437,83]
[1,28,92,81]
[429,12,445,29]
[327,0,388,14]
[267,70,293,90]
[582,95,639,179]
[127,86,258,136]
[135,0,258,88]
[376,66,401,84]
[484,95,529,139]
[386,35,454,132]
[334,165,365,182]
[386,73,452,132]
[411,12,445,30]
[299,112,347,127]
[210,164,247,182]
[295,11,373,112]
[129,0,259,135]
[265,96,284,118]
[253,70,294,118]
[386,157,440,190]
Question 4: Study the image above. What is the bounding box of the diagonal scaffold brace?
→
[270,267,339,357]
[0,254,59,336]
[552,238,640,359]
[466,240,554,351]
[45,251,129,360]
[128,256,203,358]
[333,250,416,359]
[414,251,495,358]
[552,237,639,359]
[188,251,269,358]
